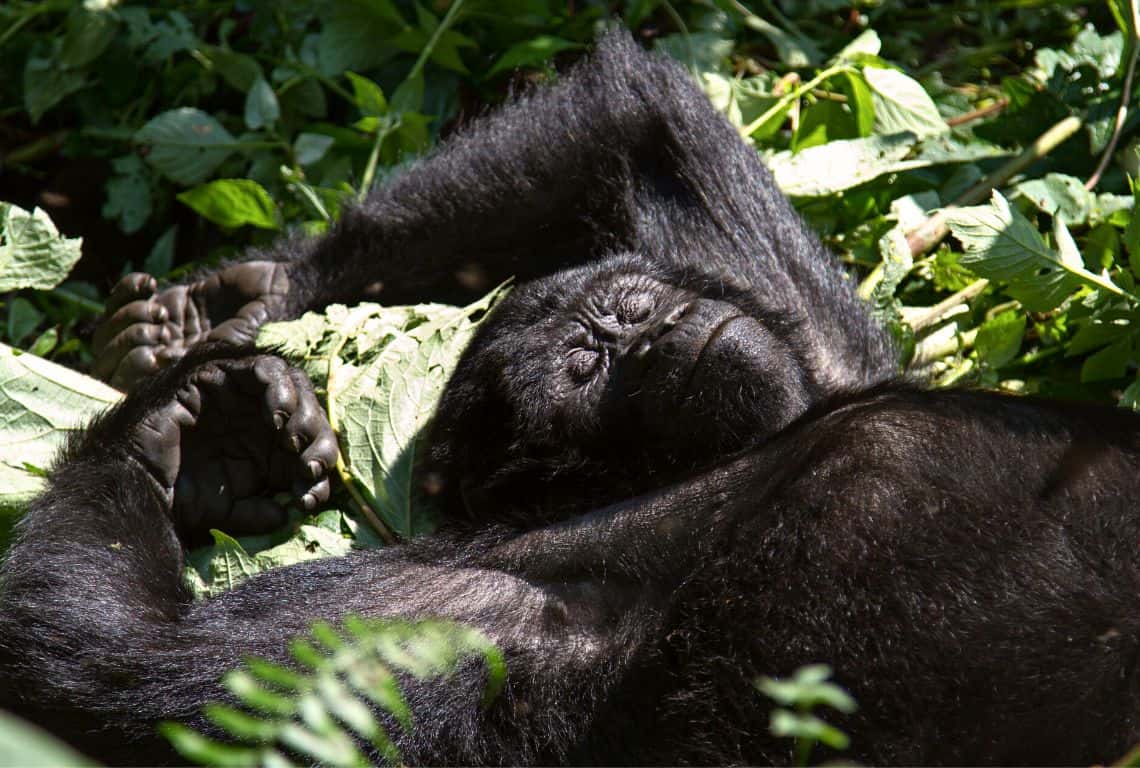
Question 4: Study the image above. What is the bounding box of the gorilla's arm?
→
[94,32,892,390]
[0,348,716,764]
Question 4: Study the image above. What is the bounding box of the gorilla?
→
[3,31,1140,767]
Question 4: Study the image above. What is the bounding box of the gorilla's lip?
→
[682,311,749,396]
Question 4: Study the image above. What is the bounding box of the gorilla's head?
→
[425,254,820,524]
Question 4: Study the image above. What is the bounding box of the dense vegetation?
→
[3,0,1140,763]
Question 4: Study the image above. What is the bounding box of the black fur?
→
[3,32,1140,766]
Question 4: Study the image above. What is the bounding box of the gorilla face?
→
[427,254,816,521]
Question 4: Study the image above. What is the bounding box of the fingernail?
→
[301,492,317,510]
[273,411,286,430]
[307,460,323,479]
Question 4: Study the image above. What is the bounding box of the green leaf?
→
[862,65,947,138]
[205,46,263,92]
[1082,334,1134,382]
[293,133,336,166]
[391,73,425,114]
[6,298,43,345]
[60,7,119,68]
[178,179,280,231]
[345,72,388,116]
[0,711,96,767]
[737,12,821,68]
[1014,173,1094,226]
[102,154,153,235]
[316,0,404,76]
[0,343,121,512]
[245,76,281,131]
[258,289,507,537]
[487,36,582,77]
[22,56,86,124]
[768,132,918,196]
[0,204,84,292]
[135,108,238,186]
[770,710,851,750]
[943,191,1132,311]
[974,311,1026,370]
[143,226,177,277]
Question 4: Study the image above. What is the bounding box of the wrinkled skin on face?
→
[426,256,819,522]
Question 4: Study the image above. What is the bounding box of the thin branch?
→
[904,115,1083,257]
[1085,40,1139,190]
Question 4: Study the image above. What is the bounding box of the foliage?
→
[0,710,98,767]
[160,616,505,768]
[757,664,857,766]
[258,286,508,540]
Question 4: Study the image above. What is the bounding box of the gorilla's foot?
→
[128,354,338,537]
[92,262,291,390]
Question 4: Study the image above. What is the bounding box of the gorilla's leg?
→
[94,32,892,391]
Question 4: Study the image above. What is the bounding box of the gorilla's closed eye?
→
[567,347,603,381]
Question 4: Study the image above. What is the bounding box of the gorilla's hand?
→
[93,261,291,390]
[128,354,338,536]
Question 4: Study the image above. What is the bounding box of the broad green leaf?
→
[768,132,918,196]
[204,46,263,92]
[22,56,85,124]
[186,521,353,599]
[178,179,280,230]
[60,7,118,68]
[135,108,238,186]
[1014,173,1094,226]
[258,288,507,537]
[737,13,821,68]
[943,191,1132,311]
[1082,334,1135,382]
[0,204,84,292]
[771,131,1005,197]
[974,311,1026,369]
[834,29,881,61]
[345,72,388,116]
[863,65,947,138]
[487,36,582,77]
[294,133,336,166]
[6,298,43,345]
[0,343,121,511]
[185,530,261,599]
[245,76,281,131]
[102,154,153,235]
[144,226,177,277]
[316,1,404,76]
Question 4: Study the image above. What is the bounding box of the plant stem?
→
[904,114,1083,257]
[1085,39,1139,190]
[740,64,852,137]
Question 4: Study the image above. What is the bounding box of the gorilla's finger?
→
[295,476,331,511]
[300,431,339,481]
[209,315,260,347]
[110,346,161,391]
[105,273,157,315]
[229,498,287,535]
[281,390,326,455]
[257,360,300,432]
[91,324,169,382]
[92,300,168,357]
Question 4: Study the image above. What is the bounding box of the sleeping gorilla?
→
[3,31,1140,766]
